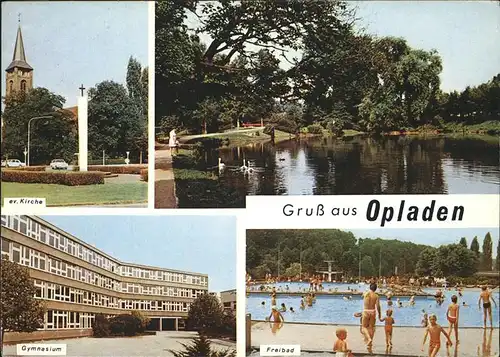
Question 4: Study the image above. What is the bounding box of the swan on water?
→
[240,159,248,171]
[218,157,225,170]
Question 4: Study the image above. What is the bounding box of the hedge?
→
[1,169,105,186]
[73,165,147,175]
[9,166,46,172]
[140,169,148,182]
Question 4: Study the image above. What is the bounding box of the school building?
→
[1,215,209,343]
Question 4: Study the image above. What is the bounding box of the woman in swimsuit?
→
[446,295,459,344]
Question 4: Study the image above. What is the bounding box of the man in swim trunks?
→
[478,285,497,329]
[446,295,459,344]
[362,283,382,351]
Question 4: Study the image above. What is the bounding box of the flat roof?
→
[12,216,209,277]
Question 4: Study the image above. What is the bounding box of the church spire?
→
[6,20,33,72]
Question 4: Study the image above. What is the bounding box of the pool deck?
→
[250,321,499,357]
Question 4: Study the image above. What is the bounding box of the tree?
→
[496,238,500,272]
[459,237,468,248]
[88,80,145,159]
[2,88,76,164]
[481,232,493,271]
[169,334,236,357]
[284,263,302,277]
[416,247,437,276]
[186,293,224,335]
[360,255,376,277]
[0,258,45,344]
[131,310,150,332]
[470,236,480,256]
[431,244,478,277]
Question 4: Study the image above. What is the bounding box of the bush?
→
[140,169,148,182]
[307,123,324,135]
[170,334,236,357]
[131,310,151,333]
[109,314,142,336]
[93,314,111,337]
[72,165,147,174]
[10,166,46,172]
[88,158,127,165]
[265,115,298,134]
[1,169,105,186]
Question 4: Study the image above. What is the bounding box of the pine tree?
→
[459,237,467,248]
[482,232,493,271]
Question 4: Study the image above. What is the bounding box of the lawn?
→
[1,181,147,206]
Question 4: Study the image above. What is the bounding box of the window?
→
[20,80,26,92]
[9,80,13,92]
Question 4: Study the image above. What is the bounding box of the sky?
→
[39,215,237,292]
[189,0,499,93]
[349,227,499,253]
[1,1,149,107]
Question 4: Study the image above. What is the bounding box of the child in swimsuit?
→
[333,328,352,357]
[446,295,459,344]
[380,309,395,348]
[422,314,452,357]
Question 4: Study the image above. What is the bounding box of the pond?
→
[246,287,500,327]
[201,135,499,206]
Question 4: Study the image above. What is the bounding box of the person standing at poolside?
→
[362,283,382,351]
[478,285,497,329]
[380,309,395,348]
[421,314,452,357]
[446,295,460,344]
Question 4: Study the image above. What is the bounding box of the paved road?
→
[3,331,235,356]
[155,145,177,209]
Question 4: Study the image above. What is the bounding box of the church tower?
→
[5,20,33,98]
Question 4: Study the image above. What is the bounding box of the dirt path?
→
[154,143,177,209]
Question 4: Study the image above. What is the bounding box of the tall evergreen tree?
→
[481,232,493,271]
[470,236,480,256]
[459,237,468,248]
[126,56,144,115]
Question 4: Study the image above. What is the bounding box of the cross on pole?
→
[79,84,85,96]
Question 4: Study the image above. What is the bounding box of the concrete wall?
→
[4,329,92,344]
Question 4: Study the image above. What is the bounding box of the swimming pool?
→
[246,287,500,327]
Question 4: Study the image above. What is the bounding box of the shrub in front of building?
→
[186,293,235,339]
[1,170,105,185]
[131,310,150,332]
[109,314,142,336]
[92,314,110,337]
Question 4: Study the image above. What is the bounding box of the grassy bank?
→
[1,181,147,206]
[172,153,244,208]
[178,127,291,147]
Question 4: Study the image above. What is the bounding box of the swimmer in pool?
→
[280,303,287,312]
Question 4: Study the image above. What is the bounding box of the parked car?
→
[6,159,26,168]
[1,160,6,167]
[50,159,69,170]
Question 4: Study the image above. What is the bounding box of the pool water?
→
[246,287,500,327]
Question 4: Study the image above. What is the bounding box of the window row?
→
[45,310,94,330]
[1,216,207,286]
[1,238,207,298]
[33,279,194,312]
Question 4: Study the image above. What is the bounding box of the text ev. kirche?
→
[282,199,464,227]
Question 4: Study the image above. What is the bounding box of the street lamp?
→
[26,106,62,166]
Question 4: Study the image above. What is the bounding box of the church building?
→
[5,21,34,97]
